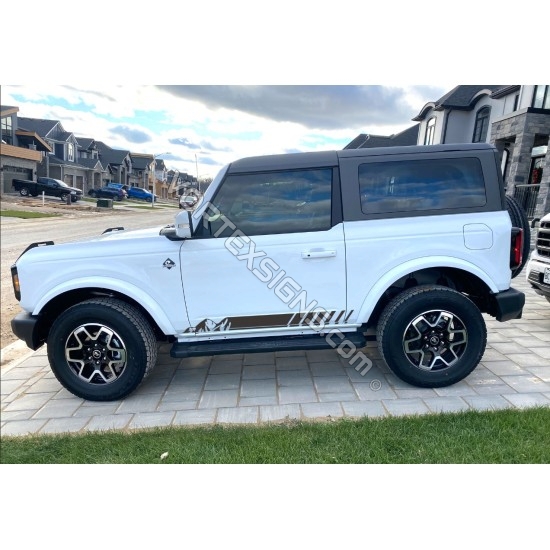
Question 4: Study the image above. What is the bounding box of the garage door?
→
[2,165,32,194]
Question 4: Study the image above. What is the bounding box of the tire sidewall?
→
[48,303,150,401]
[380,288,486,387]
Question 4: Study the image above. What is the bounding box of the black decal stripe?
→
[186,310,354,333]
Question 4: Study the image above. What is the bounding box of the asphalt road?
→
[1,205,179,350]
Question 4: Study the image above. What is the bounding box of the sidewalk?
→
[2,276,549,437]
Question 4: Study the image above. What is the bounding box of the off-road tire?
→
[377,285,487,388]
[506,195,531,278]
[47,298,157,401]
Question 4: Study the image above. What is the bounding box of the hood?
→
[95,225,168,241]
[16,224,173,265]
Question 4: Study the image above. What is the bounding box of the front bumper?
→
[488,287,525,322]
[11,312,45,350]
[526,258,550,299]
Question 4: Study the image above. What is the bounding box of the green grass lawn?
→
[2,407,549,464]
[0,210,59,219]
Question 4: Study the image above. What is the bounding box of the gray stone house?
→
[413,85,550,219]
[346,85,550,219]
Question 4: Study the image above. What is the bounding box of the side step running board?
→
[170,332,367,359]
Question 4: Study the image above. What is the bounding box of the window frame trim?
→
[194,166,338,239]
[472,106,491,143]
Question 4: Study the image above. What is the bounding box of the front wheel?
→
[47,298,158,401]
[60,193,69,202]
[377,285,487,388]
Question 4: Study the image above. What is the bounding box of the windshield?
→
[56,180,70,188]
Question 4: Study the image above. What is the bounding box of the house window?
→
[424,117,436,145]
[1,115,13,144]
[68,143,74,162]
[513,94,519,111]
[532,85,550,109]
[472,106,491,143]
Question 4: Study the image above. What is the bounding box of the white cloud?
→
[3,84,455,177]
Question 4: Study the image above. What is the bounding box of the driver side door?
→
[180,167,349,337]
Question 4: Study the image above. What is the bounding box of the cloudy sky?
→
[3,2,529,179]
[3,84,451,178]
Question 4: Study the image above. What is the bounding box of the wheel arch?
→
[358,259,497,327]
[34,283,173,341]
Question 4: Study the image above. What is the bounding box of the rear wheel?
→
[506,195,530,277]
[19,187,30,197]
[47,298,157,401]
[377,285,487,388]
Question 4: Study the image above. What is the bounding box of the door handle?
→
[301,250,337,259]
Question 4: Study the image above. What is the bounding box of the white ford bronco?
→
[11,143,527,401]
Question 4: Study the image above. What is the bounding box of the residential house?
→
[75,137,106,190]
[1,105,50,194]
[17,117,99,193]
[167,169,198,198]
[130,153,155,189]
[94,141,132,187]
[412,85,550,218]
[154,158,169,198]
[344,124,419,149]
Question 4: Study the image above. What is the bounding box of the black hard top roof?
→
[228,143,496,174]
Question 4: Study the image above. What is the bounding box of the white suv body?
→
[11,143,526,400]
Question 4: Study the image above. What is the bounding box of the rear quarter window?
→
[359,157,486,214]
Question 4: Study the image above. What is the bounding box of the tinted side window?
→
[359,157,486,215]
[209,168,332,236]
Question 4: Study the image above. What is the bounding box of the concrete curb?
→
[0,340,35,373]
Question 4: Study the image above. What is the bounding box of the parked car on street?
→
[126,187,158,202]
[12,177,82,202]
[526,212,550,303]
[88,187,127,201]
[179,194,200,209]
[107,183,157,202]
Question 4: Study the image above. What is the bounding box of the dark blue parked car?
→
[88,186,126,201]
